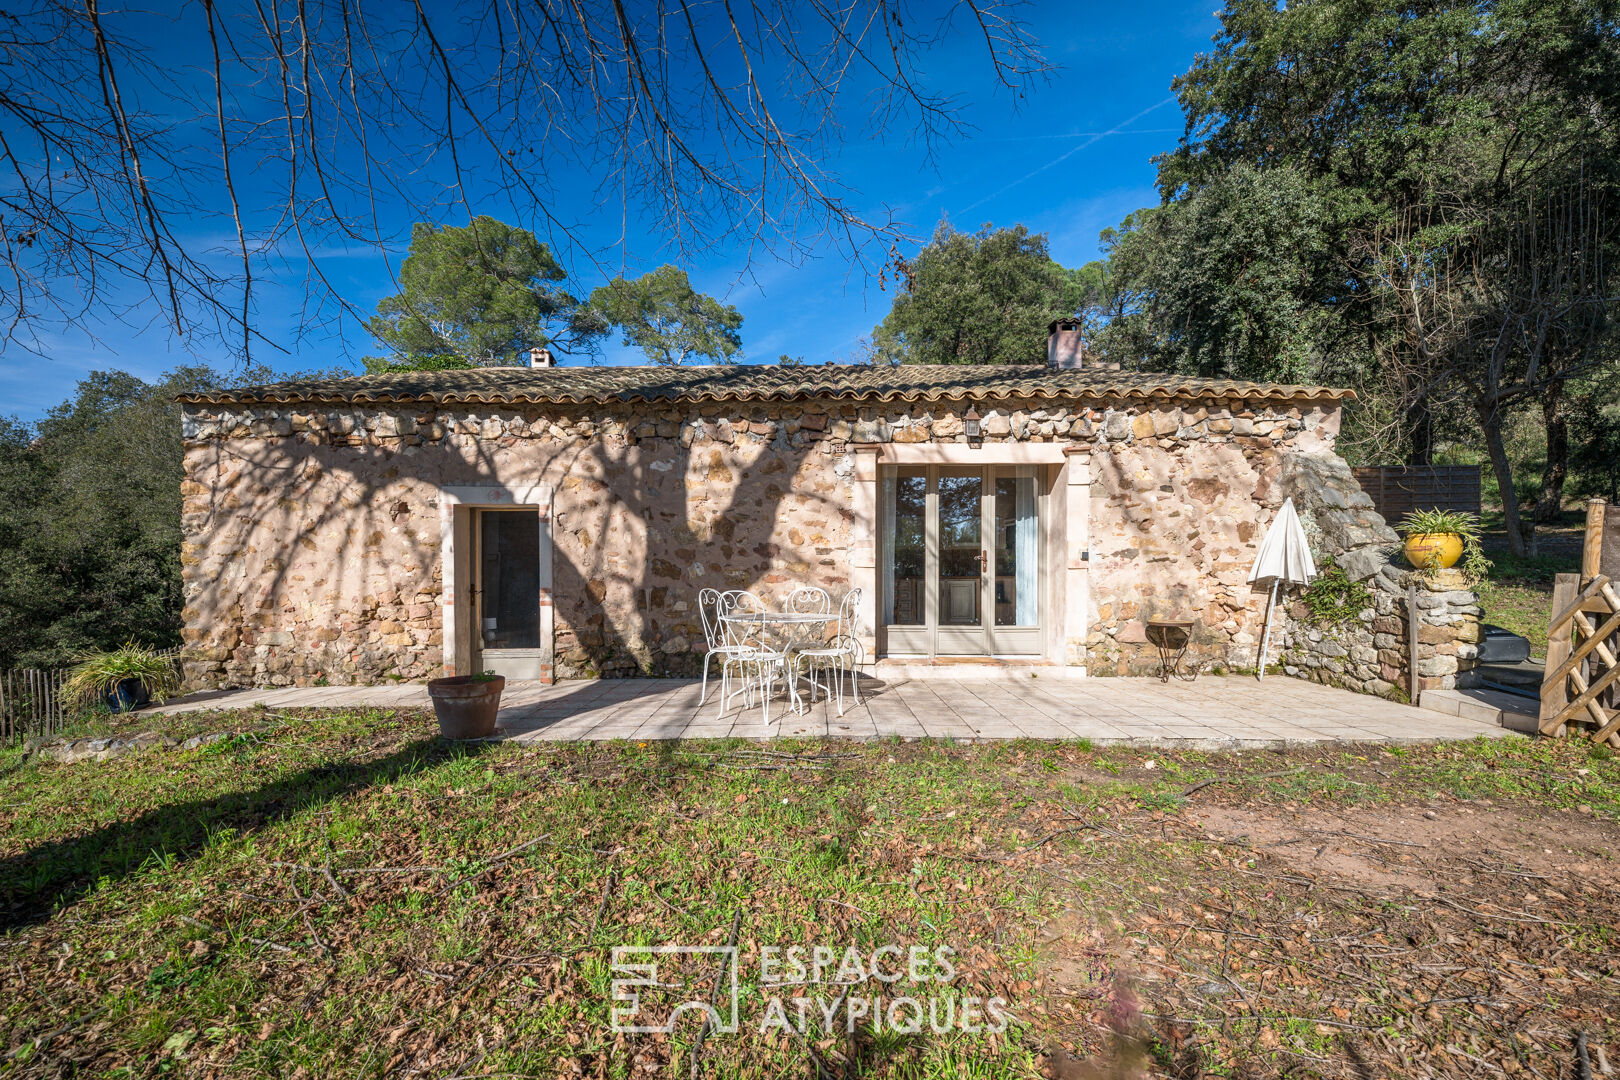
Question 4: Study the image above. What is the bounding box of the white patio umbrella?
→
[1247,497,1317,681]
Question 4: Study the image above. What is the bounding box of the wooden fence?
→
[0,667,71,743]
[0,647,185,744]
[1351,465,1482,523]
[1541,499,1620,744]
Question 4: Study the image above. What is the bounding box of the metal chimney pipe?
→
[1047,319,1083,369]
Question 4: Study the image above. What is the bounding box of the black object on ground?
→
[1478,624,1532,665]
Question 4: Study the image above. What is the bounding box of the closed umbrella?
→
[1247,497,1316,681]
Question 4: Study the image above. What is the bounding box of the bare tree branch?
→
[0,0,1047,361]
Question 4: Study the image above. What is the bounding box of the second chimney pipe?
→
[1047,319,1083,369]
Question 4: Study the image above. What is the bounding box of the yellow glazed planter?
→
[1404,532,1464,570]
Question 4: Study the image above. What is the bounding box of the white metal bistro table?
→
[719,610,836,716]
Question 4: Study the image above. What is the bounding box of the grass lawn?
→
[3,708,1618,1077]
[1472,552,1581,659]
[1474,505,1585,658]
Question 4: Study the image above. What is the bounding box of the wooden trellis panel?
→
[1541,499,1620,743]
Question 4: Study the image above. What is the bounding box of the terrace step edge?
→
[1417,686,1539,734]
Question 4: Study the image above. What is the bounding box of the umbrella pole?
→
[1257,580,1279,681]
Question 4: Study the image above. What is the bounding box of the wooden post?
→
[1585,499,1607,581]
[1542,572,1580,735]
[1407,583,1420,702]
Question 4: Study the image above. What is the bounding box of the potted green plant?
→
[1396,508,1491,582]
[63,642,182,713]
[426,670,505,739]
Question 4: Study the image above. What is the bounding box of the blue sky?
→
[1,2,1220,421]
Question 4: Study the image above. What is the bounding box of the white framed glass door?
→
[881,465,1043,657]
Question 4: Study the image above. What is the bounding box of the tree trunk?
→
[1535,384,1568,523]
[1479,403,1527,558]
[1405,398,1434,466]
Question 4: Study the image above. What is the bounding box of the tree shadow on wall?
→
[189,381,845,686]
[542,409,842,677]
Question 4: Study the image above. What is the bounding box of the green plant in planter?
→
[1300,561,1373,628]
[62,642,181,709]
[1396,508,1491,584]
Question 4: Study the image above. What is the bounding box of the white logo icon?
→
[610,946,739,1034]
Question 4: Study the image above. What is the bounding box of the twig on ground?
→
[435,834,552,896]
[961,823,1111,862]
[815,897,878,917]
[690,908,742,1080]
[1328,831,1425,848]
[3,1006,108,1061]
[180,914,298,955]
[584,866,620,946]
[1449,1043,1508,1073]
[1180,768,1306,797]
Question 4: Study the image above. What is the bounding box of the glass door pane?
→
[883,469,926,626]
[936,470,983,628]
[993,472,1039,627]
[478,510,540,649]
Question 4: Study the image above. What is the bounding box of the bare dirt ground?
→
[1030,780,1620,1079]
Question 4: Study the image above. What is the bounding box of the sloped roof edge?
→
[176,364,1355,408]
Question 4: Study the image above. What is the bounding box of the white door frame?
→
[874,461,1055,661]
[440,484,554,682]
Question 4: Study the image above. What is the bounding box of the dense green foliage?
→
[1130,0,1620,552]
[1100,165,1332,381]
[869,222,1084,365]
[0,366,293,670]
[1,369,213,668]
[364,217,607,370]
[586,265,744,365]
[1566,362,1620,502]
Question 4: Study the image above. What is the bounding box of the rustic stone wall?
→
[179,401,858,687]
[179,389,1469,697]
[1271,454,1481,697]
[1080,403,1336,674]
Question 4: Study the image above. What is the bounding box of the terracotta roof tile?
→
[176,364,1354,408]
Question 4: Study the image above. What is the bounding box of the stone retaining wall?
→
[1273,454,1480,696]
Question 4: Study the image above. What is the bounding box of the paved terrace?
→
[154,673,1514,749]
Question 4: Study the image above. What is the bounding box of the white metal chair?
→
[698,588,757,706]
[714,591,791,727]
[797,587,865,715]
[786,586,830,614]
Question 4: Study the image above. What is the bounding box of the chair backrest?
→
[697,588,723,650]
[718,590,765,648]
[833,586,863,640]
[787,586,830,614]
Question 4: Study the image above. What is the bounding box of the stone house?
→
[175,332,1480,695]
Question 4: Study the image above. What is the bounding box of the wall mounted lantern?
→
[963,406,983,448]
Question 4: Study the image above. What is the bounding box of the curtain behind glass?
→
[881,474,897,624]
[1014,470,1037,626]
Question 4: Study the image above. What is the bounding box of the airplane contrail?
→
[959,96,1179,213]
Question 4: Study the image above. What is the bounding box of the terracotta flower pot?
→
[427,675,505,739]
[1403,532,1464,571]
